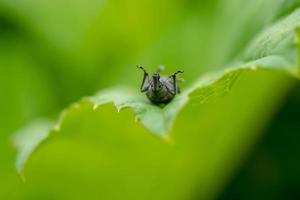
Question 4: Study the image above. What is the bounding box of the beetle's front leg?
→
[137,65,150,92]
[169,70,184,94]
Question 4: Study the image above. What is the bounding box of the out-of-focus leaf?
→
[14,8,300,176]
[13,120,53,176]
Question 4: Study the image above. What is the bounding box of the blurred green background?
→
[0,0,299,199]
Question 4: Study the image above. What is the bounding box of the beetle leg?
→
[169,70,184,77]
[136,65,147,74]
[137,65,150,92]
[140,74,150,92]
[169,70,184,95]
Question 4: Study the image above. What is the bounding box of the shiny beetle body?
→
[137,65,184,104]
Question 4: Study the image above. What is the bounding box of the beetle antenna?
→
[136,64,148,74]
[157,64,165,73]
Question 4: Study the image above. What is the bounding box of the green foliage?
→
[1,0,300,200]
[13,120,53,176]
[12,7,300,199]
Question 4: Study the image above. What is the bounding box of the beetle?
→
[137,65,184,104]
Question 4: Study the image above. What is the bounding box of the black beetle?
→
[137,65,184,104]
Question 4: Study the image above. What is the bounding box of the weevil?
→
[137,65,184,104]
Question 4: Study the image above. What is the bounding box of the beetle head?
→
[153,72,160,80]
[152,72,161,92]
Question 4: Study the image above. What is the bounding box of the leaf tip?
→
[134,116,139,123]
[72,102,80,109]
[53,124,61,132]
[18,171,26,183]
[250,65,258,71]
[93,104,99,111]
[117,107,121,113]
[162,135,174,145]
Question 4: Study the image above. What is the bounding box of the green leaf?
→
[87,87,189,138]
[13,8,300,178]
[13,119,53,176]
